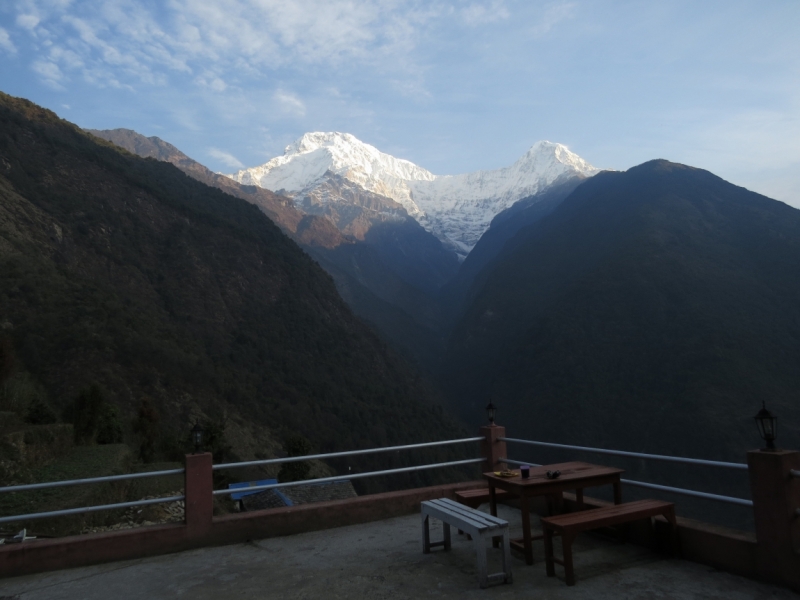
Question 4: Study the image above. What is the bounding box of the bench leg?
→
[444,522,451,551]
[520,495,534,564]
[544,526,555,577]
[422,513,430,554]
[563,532,577,586]
[475,534,489,588]
[501,528,513,584]
[665,506,680,556]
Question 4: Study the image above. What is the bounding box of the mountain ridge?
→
[227,132,599,257]
[444,158,800,462]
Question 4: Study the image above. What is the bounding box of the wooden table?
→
[484,461,624,565]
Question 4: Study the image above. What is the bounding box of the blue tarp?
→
[228,479,277,501]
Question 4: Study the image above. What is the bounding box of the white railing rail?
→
[212,437,484,471]
[0,495,185,525]
[499,438,753,507]
[0,468,186,495]
[213,458,485,497]
[0,436,485,526]
[499,437,748,470]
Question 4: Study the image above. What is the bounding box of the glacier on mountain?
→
[227,132,599,257]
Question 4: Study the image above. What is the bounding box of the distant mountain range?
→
[444,160,800,461]
[0,93,468,485]
[85,118,800,475]
[228,132,599,258]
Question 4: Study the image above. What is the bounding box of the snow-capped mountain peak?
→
[229,132,434,217]
[227,133,599,258]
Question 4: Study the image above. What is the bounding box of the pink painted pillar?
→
[480,424,507,474]
[185,452,213,537]
[747,448,800,590]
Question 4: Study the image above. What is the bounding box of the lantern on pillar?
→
[485,401,497,426]
[191,422,205,454]
[753,402,777,451]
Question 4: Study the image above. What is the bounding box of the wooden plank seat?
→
[541,499,677,586]
[421,497,513,588]
[454,487,512,509]
[454,487,514,540]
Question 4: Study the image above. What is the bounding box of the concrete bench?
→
[421,497,512,588]
[542,499,677,586]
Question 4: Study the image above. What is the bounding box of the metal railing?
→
[212,436,485,496]
[499,438,753,507]
[0,468,186,525]
[500,438,748,470]
[0,437,485,525]
[0,495,185,525]
[213,458,485,496]
[213,437,484,471]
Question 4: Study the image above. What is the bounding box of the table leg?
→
[422,513,430,554]
[489,484,498,517]
[613,480,622,505]
[521,495,534,565]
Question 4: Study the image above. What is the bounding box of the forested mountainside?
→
[444,160,800,461]
[85,127,347,249]
[0,93,467,481]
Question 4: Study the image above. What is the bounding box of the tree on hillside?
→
[72,384,104,445]
[68,384,122,444]
[0,337,15,385]
[134,396,160,462]
[278,433,312,483]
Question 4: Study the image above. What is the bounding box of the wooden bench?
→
[421,497,512,588]
[454,487,512,509]
[541,499,677,586]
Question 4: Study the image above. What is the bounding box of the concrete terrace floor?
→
[1,504,797,600]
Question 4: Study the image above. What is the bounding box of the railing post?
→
[480,424,507,474]
[747,449,800,589]
[185,452,213,537]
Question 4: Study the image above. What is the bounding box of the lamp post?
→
[486,401,497,426]
[191,422,205,454]
[753,402,777,451]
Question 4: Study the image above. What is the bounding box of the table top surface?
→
[483,461,624,489]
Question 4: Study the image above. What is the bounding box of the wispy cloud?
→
[9,0,442,91]
[0,27,17,54]
[32,59,66,89]
[531,2,576,37]
[15,14,40,31]
[208,147,244,170]
[462,1,510,26]
[274,90,306,117]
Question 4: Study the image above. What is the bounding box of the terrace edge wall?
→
[2,431,798,593]
[0,480,485,578]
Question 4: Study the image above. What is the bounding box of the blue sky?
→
[1,1,798,207]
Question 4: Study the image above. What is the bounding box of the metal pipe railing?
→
[0,468,186,495]
[212,437,484,471]
[501,458,541,467]
[212,457,485,497]
[499,457,752,507]
[0,495,185,525]
[500,438,748,470]
[620,478,753,507]
[790,469,800,478]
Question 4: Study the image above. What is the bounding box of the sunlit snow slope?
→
[227,133,599,258]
